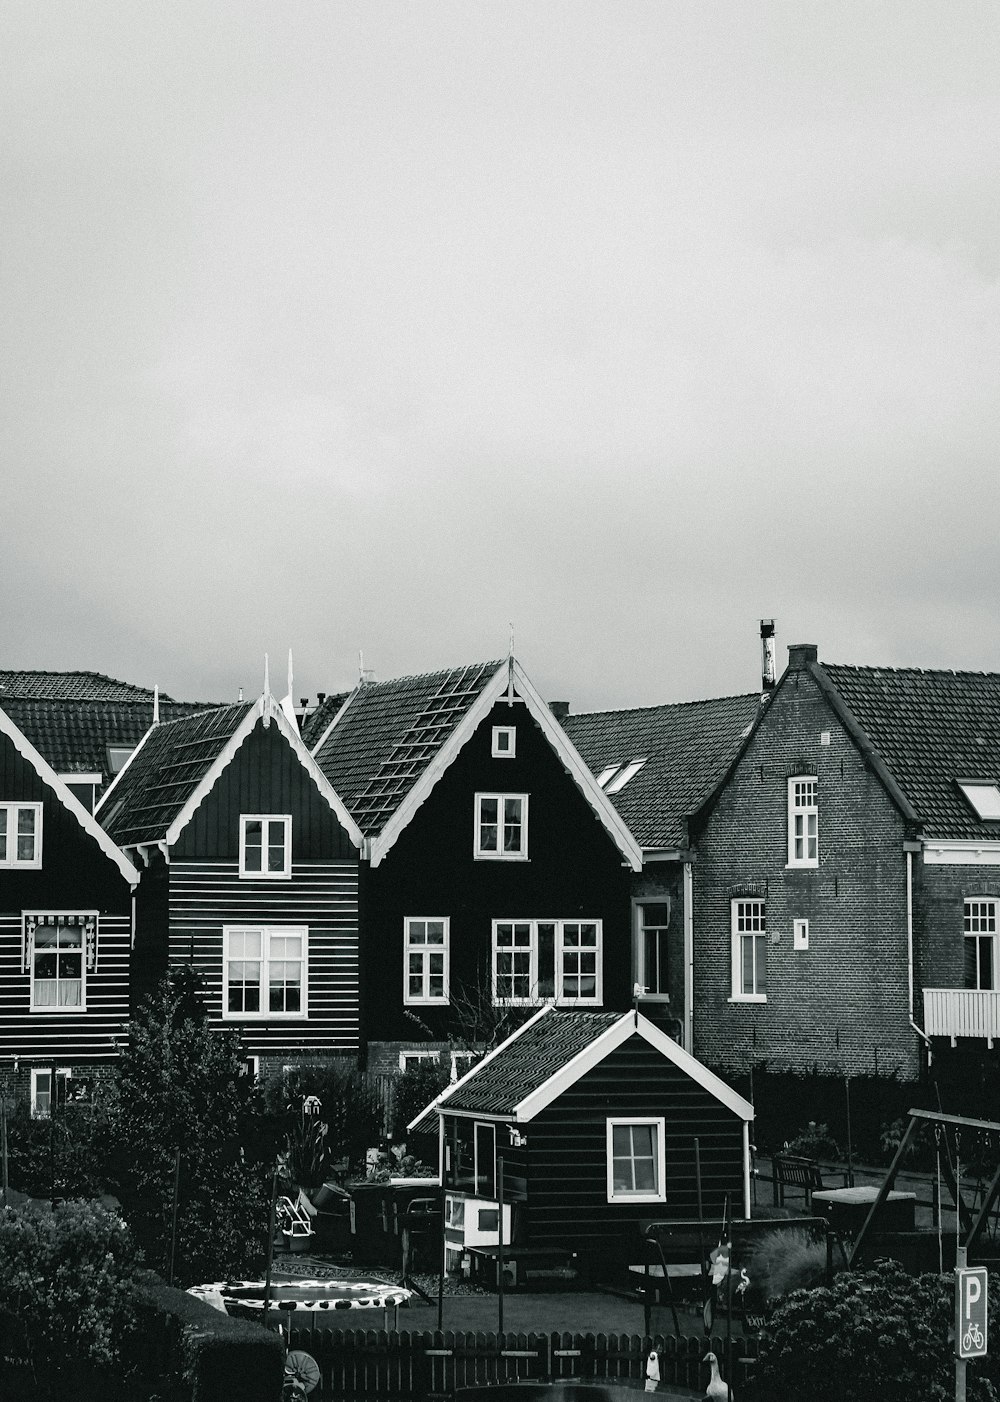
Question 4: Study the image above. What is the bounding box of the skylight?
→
[605,759,647,795]
[596,766,619,788]
[958,782,1000,820]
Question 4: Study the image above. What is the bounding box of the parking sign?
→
[956,1267,989,1360]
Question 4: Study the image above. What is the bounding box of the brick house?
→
[562,693,760,1051]
[690,643,1000,1083]
[310,657,642,1076]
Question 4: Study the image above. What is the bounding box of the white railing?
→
[923,988,1000,1044]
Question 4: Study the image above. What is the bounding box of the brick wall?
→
[691,662,921,1079]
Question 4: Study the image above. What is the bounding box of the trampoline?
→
[189,1278,413,1315]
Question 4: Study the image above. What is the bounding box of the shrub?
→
[745,1227,829,1307]
[264,1061,384,1174]
[756,1259,1000,1402]
[133,1272,283,1402]
[0,1201,141,1397]
[783,1120,841,1160]
[391,1058,451,1142]
[3,1101,111,1200]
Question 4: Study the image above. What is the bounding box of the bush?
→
[756,1260,1000,1402]
[745,1227,829,1308]
[133,1272,284,1402]
[4,1101,111,1200]
[0,1201,141,1398]
[263,1062,384,1175]
[783,1121,841,1160]
[391,1059,451,1142]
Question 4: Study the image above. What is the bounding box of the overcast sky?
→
[3,3,999,712]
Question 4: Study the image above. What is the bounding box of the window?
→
[28,914,93,1011]
[492,919,602,1005]
[106,745,134,775]
[240,1055,260,1080]
[793,918,810,951]
[404,918,449,1004]
[492,726,516,758]
[399,1049,441,1072]
[0,802,42,868]
[965,900,998,990]
[731,899,767,1000]
[223,925,307,1018]
[475,1122,496,1199]
[239,815,292,878]
[31,1067,71,1119]
[635,901,671,997]
[787,777,818,867]
[959,783,1000,821]
[475,794,528,860]
[605,760,647,795]
[607,1117,666,1203]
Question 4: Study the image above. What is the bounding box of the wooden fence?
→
[285,1327,759,1399]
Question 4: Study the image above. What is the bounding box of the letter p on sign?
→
[956,1266,989,1360]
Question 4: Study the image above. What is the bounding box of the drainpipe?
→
[683,861,694,1055]
[906,848,932,1063]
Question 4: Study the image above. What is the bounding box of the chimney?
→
[549,701,570,721]
[760,619,776,692]
[787,643,819,671]
[316,691,327,705]
[360,669,376,685]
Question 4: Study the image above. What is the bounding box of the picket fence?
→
[285,1326,759,1399]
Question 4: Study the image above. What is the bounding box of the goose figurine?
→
[703,1351,732,1402]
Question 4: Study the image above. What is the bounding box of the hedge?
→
[132,1274,284,1402]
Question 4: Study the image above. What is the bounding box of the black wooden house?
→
[0,702,141,1114]
[96,692,364,1074]
[410,1005,753,1278]
[311,658,643,1076]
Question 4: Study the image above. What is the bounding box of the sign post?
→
[955,1250,988,1402]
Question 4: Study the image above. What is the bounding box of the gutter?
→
[683,861,694,1055]
[906,847,932,1056]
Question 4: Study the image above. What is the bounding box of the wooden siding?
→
[171,721,356,861]
[0,913,132,1061]
[521,1036,745,1262]
[365,699,633,1045]
[166,859,360,1055]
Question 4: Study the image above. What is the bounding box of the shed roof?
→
[821,662,1000,841]
[411,1006,754,1130]
[562,693,761,849]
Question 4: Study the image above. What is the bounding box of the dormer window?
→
[492,726,516,758]
[787,777,818,868]
[239,815,292,878]
[958,782,1000,821]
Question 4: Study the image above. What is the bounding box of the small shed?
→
[409,1005,753,1279]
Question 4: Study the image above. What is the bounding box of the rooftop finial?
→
[152,684,159,726]
[508,621,514,658]
[264,653,270,696]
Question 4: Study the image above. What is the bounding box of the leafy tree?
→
[104,968,270,1286]
[0,1201,141,1398]
[262,1061,384,1178]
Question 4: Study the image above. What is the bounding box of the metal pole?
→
[168,1148,182,1286]
[49,1065,57,1210]
[1,1098,8,1209]
[497,1153,505,1336]
[263,1170,279,1329]
[845,1075,854,1189]
[437,1181,446,1332]
[955,1244,967,1402]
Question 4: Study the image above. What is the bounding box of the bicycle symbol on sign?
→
[963,1323,985,1354]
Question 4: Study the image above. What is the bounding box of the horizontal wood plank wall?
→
[525,1034,745,1260]
[168,859,360,1055]
[0,912,131,1061]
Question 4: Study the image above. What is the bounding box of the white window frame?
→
[491,918,602,1006]
[29,912,93,1013]
[633,900,672,1000]
[222,924,308,1020]
[787,777,818,868]
[399,1049,441,1072]
[449,1050,476,1082]
[474,793,528,861]
[403,918,450,1005]
[238,814,292,879]
[964,898,998,991]
[606,1116,666,1203]
[492,726,516,758]
[793,918,810,951]
[0,802,42,869]
[31,1067,71,1119]
[959,783,1000,821]
[605,760,646,795]
[730,899,767,1002]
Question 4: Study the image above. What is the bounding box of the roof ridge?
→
[356,658,505,691]
[825,662,1000,681]
[568,691,759,721]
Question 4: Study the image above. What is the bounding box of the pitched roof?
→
[299,692,351,750]
[0,698,214,788]
[563,693,762,849]
[821,662,1000,840]
[98,702,255,846]
[411,1006,754,1130]
[312,661,505,836]
[0,670,174,701]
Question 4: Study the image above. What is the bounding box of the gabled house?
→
[689,643,1000,1083]
[410,1005,753,1278]
[96,693,364,1073]
[0,703,141,1115]
[562,693,761,1050]
[311,657,643,1075]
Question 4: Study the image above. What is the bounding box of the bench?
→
[771,1154,826,1210]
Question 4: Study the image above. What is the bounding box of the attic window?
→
[958,783,1000,821]
[604,760,647,795]
[596,766,619,788]
[106,746,134,775]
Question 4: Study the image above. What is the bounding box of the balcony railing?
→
[923,988,1000,1046]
